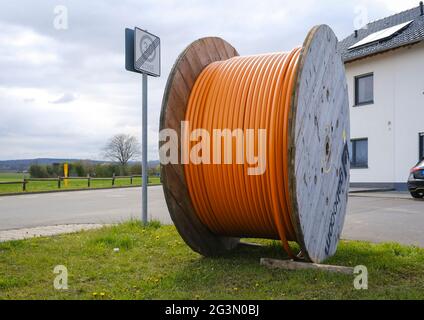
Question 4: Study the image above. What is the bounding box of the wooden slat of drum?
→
[288,26,322,260]
[305,30,348,262]
[313,54,349,260]
[288,25,350,263]
[203,38,222,62]
[160,37,240,256]
[305,42,346,258]
[192,40,214,67]
[212,38,230,60]
[294,28,331,257]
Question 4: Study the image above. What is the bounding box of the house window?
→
[349,138,368,168]
[354,73,374,106]
[420,133,424,160]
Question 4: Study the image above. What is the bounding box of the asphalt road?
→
[0,187,423,246]
[344,194,424,246]
[0,186,173,230]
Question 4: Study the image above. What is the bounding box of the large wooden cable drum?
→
[160,25,350,263]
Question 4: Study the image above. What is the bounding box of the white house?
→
[339,2,424,190]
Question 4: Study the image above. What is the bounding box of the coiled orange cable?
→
[184,48,302,257]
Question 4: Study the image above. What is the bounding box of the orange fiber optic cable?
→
[184,48,302,258]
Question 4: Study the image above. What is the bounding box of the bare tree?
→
[103,134,141,166]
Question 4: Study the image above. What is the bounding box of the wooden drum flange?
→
[288,25,350,263]
[159,26,350,263]
[159,38,240,256]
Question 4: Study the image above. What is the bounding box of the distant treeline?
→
[29,162,160,178]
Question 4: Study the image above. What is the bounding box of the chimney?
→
[420,1,424,16]
[354,30,358,38]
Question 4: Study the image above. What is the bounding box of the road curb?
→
[348,193,419,201]
[0,223,111,242]
[349,188,395,193]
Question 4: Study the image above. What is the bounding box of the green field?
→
[0,172,29,181]
[0,172,161,194]
[1,221,423,299]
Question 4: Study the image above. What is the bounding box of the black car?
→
[408,159,424,198]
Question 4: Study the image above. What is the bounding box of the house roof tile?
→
[339,4,424,62]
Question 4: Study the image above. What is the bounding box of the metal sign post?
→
[142,72,148,224]
[125,27,160,224]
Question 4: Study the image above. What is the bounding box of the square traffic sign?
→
[134,27,160,77]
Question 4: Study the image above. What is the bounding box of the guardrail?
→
[0,174,146,192]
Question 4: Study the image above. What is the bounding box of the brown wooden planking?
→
[160,37,240,256]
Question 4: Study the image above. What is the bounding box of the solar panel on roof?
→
[348,20,414,50]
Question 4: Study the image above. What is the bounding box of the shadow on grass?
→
[162,240,341,299]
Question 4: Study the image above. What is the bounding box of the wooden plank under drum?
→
[260,258,354,274]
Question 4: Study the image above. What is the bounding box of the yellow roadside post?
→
[64,163,69,187]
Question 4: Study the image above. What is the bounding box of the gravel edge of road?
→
[0,224,110,242]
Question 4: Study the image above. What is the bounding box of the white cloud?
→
[374,0,420,13]
[50,93,78,104]
[0,0,420,161]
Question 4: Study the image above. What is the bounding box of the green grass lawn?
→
[0,172,29,181]
[0,172,161,194]
[1,221,423,300]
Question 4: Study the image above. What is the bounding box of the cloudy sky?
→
[0,0,419,160]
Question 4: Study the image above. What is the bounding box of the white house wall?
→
[345,41,424,189]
